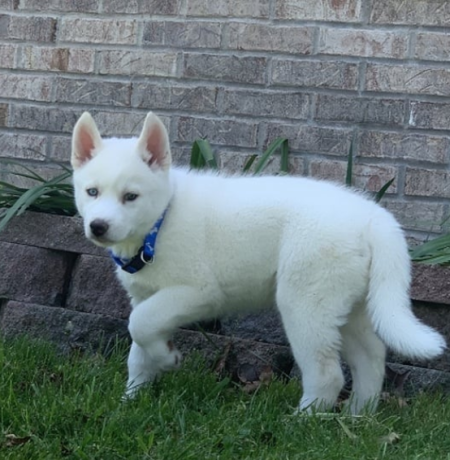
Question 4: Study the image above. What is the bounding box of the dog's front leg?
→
[125,285,217,398]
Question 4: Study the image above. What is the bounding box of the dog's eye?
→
[86,188,98,197]
[124,193,138,202]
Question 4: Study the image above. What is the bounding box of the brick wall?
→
[0,0,450,237]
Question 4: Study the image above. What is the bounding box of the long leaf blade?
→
[279,139,289,175]
[242,154,258,173]
[196,138,218,169]
[345,140,354,187]
[410,233,450,262]
[189,140,204,170]
[0,169,75,232]
[374,178,395,203]
[253,137,287,176]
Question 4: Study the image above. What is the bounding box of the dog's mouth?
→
[87,232,114,247]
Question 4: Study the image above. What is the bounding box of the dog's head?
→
[71,112,173,249]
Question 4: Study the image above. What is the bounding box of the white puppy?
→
[71,111,445,414]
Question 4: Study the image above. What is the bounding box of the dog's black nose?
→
[90,219,109,237]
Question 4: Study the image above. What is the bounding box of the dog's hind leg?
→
[125,286,218,398]
[276,283,347,414]
[340,304,386,414]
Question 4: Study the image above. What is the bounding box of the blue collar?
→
[109,208,168,274]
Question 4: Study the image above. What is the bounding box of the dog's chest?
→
[116,268,161,306]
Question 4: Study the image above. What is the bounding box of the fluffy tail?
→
[366,209,446,360]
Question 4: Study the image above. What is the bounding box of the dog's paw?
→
[158,343,182,371]
[122,380,148,401]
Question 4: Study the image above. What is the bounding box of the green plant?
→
[345,140,395,203]
[190,137,290,175]
[189,138,219,170]
[0,161,76,232]
[409,234,450,265]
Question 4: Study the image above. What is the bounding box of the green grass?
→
[1,338,450,459]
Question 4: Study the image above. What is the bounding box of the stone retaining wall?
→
[1,212,449,390]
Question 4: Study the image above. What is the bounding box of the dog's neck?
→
[108,206,169,274]
[110,237,145,260]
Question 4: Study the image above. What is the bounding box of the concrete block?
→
[0,242,71,306]
[0,301,129,354]
[67,255,131,319]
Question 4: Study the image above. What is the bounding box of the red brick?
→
[319,28,408,59]
[0,15,56,42]
[2,164,69,189]
[366,64,450,96]
[265,124,352,155]
[186,0,269,18]
[0,103,7,127]
[315,95,405,126]
[415,32,450,62]
[91,110,167,137]
[0,73,52,102]
[20,46,95,73]
[0,0,15,9]
[310,160,397,193]
[0,133,47,160]
[227,23,313,54]
[56,78,131,107]
[102,0,180,14]
[9,105,78,133]
[59,18,138,45]
[177,117,258,148]
[143,21,222,48]
[0,44,15,69]
[276,0,362,22]
[271,59,358,90]
[98,50,177,77]
[183,53,267,85]
[132,83,217,112]
[358,131,449,165]
[383,200,446,233]
[219,151,304,176]
[49,135,71,162]
[370,0,450,26]
[18,0,99,12]
[409,101,450,131]
[405,167,450,198]
[222,89,310,120]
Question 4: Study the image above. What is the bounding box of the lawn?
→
[1,338,449,460]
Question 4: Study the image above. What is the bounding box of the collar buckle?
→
[140,250,154,265]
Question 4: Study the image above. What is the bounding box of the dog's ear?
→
[71,112,103,169]
[137,112,172,170]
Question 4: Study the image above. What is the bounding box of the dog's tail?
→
[366,209,446,360]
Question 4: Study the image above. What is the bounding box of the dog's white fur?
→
[71,111,445,414]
